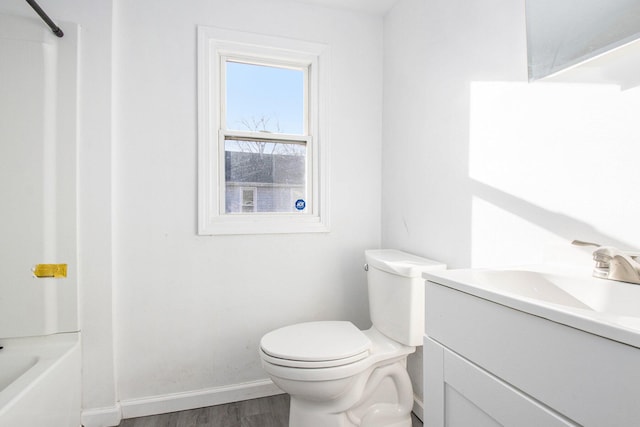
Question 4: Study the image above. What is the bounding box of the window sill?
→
[198,214,330,236]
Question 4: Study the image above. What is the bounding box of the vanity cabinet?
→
[423,280,640,427]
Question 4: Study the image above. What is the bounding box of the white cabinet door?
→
[424,337,578,427]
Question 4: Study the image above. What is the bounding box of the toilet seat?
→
[261,349,370,368]
[260,321,371,368]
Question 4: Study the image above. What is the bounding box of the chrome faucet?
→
[572,240,640,285]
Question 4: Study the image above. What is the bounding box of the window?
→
[198,27,329,235]
[223,60,307,215]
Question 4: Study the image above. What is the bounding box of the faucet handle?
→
[576,240,640,258]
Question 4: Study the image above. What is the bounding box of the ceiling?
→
[290,0,400,15]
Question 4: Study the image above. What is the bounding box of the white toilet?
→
[259,249,446,427]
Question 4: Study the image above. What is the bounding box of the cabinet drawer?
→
[425,281,640,427]
[425,337,578,427]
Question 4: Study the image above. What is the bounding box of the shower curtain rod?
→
[25,0,63,37]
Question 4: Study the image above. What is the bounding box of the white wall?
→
[112,0,382,414]
[383,0,640,270]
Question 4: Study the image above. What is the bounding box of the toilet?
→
[259,249,446,427]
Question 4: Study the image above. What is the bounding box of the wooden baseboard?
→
[413,393,424,421]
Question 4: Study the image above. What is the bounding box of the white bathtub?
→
[0,333,80,427]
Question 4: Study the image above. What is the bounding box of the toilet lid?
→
[260,321,371,364]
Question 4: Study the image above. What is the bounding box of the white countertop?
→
[424,264,640,349]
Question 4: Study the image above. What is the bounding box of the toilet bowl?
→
[261,322,415,427]
[259,250,446,427]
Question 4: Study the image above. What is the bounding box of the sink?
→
[464,268,640,317]
[424,264,640,348]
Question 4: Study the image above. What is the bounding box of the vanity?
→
[422,265,640,427]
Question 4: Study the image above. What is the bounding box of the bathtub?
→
[0,332,80,427]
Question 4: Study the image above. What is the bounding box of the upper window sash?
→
[220,56,310,136]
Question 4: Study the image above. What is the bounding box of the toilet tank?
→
[365,249,446,346]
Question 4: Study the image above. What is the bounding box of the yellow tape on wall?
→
[33,264,67,278]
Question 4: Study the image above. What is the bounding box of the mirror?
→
[526,0,640,85]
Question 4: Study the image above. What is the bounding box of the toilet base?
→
[286,358,414,427]
[289,401,413,427]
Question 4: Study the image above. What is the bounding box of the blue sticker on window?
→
[295,199,306,211]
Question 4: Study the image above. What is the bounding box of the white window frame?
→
[197,26,330,235]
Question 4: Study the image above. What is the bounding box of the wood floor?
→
[117,394,424,427]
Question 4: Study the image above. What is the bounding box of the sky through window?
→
[225,61,304,135]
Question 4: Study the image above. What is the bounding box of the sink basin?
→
[466,268,640,317]
[424,265,640,348]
